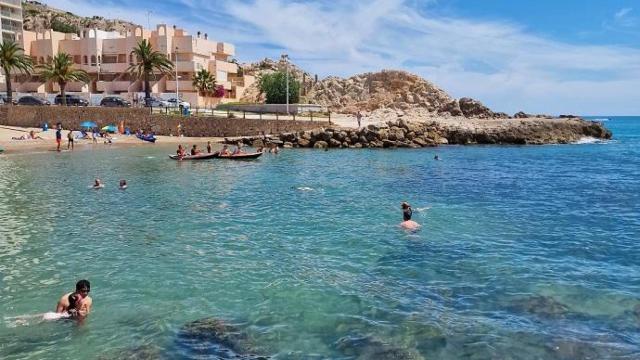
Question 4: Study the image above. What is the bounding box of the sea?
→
[0,116,638,359]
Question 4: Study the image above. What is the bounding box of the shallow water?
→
[0,117,639,359]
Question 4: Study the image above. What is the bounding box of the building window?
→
[83,56,88,65]
[91,55,96,66]
[73,55,81,64]
[117,54,127,63]
[129,54,134,64]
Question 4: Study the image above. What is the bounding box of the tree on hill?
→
[0,41,33,105]
[128,39,173,104]
[258,71,300,104]
[38,52,89,105]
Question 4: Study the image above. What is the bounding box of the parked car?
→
[167,98,190,108]
[54,94,89,106]
[0,94,17,105]
[145,96,170,107]
[100,96,131,107]
[17,96,51,106]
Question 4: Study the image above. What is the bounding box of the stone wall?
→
[0,106,329,137]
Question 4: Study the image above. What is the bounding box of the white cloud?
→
[615,7,632,19]
[40,0,640,115]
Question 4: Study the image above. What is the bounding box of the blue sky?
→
[44,0,640,115]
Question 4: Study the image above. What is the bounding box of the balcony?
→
[17,82,46,92]
[1,9,22,21]
[214,60,238,73]
[100,63,129,73]
[216,42,235,56]
[165,80,194,92]
[97,80,132,93]
[175,60,198,72]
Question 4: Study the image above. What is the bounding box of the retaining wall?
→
[0,106,329,137]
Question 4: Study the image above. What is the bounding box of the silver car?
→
[146,97,171,107]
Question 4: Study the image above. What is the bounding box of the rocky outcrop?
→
[307,70,455,115]
[226,117,612,148]
[23,1,137,33]
[240,62,499,119]
[458,97,494,118]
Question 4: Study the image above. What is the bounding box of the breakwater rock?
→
[226,118,611,148]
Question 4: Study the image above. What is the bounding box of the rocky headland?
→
[239,62,611,147]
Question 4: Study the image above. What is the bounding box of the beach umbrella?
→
[80,121,97,129]
[101,124,117,133]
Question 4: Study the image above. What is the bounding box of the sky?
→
[42,0,640,115]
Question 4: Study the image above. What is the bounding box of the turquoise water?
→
[0,117,638,359]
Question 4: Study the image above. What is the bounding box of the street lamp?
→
[281,53,289,115]
[175,46,179,102]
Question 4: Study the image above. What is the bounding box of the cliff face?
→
[23,1,137,34]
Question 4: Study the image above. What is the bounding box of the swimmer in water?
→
[56,280,92,318]
[119,179,127,190]
[400,201,420,230]
[434,154,440,160]
[93,178,104,189]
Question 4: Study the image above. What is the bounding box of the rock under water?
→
[335,334,424,360]
[176,318,269,359]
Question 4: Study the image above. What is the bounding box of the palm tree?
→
[0,41,33,105]
[128,39,173,105]
[192,69,215,96]
[38,52,89,106]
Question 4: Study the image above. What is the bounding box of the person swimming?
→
[119,179,127,190]
[400,202,420,230]
[93,179,104,189]
[434,154,440,160]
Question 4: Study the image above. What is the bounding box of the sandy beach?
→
[0,125,225,154]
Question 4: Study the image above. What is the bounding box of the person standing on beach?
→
[356,111,362,128]
[55,124,62,151]
[67,130,74,150]
[56,280,92,317]
[207,141,212,153]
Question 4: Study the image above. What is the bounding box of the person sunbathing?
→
[12,131,43,140]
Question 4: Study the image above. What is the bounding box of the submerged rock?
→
[177,318,269,359]
[335,334,424,360]
[510,295,570,318]
[97,344,164,360]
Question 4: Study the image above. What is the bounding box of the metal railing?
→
[148,106,332,123]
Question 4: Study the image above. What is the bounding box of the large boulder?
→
[297,138,311,147]
[514,111,530,118]
[458,97,494,118]
[313,141,329,149]
[329,138,342,148]
[439,100,463,116]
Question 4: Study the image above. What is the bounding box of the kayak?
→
[137,134,157,143]
[213,152,263,159]
[169,152,218,160]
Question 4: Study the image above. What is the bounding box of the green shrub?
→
[258,71,300,104]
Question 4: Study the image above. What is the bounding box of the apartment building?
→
[7,23,253,106]
[0,0,22,44]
